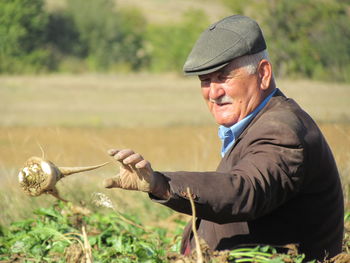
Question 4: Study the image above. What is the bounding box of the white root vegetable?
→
[18,156,108,201]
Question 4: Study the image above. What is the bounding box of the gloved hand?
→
[103,149,170,199]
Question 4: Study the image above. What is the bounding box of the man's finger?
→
[103,176,122,189]
[114,149,135,161]
[123,153,143,165]
[135,159,151,169]
[107,149,119,156]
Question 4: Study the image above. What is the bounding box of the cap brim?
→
[183,61,230,76]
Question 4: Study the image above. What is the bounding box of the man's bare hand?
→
[103,149,170,199]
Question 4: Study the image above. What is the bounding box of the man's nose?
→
[209,82,225,100]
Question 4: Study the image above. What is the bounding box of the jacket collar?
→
[221,88,286,160]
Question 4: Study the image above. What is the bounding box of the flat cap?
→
[183,15,267,76]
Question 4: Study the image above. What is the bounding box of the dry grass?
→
[0,124,349,226]
[278,79,350,123]
[0,74,349,227]
[1,74,349,127]
[0,74,211,127]
[0,125,220,226]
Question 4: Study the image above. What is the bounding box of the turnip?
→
[18,156,108,201]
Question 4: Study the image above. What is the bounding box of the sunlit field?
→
[1,74,349,228]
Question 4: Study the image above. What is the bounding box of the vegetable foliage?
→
[1,201,346,262]
[0,202,172,262]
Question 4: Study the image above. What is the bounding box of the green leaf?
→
[34,207,60,218]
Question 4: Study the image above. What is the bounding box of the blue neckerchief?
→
[218,89,278,157]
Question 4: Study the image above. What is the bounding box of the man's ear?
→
[257,59,272,90]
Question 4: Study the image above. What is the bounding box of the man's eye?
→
[218,75,230,82]
[200,79,211,85]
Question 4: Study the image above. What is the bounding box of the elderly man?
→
[103,15,344,261]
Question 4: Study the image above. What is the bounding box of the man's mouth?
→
[216,102,231,106]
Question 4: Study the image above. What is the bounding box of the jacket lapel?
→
[221,89,286,160]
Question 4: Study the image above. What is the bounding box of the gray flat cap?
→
[183,15,267,76]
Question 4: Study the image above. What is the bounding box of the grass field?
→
[0,74,350,228]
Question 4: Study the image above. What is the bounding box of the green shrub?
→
[145,9,209,73]
[63,0,148,72]
[0,0,53,73]
[1,0,349,82]
[222,0,350,82]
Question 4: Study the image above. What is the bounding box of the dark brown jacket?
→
[152,90,344,261]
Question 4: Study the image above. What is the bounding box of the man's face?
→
[199,62,264,127]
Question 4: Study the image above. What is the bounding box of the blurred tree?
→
[0,0,52,73]
[146,9,210,73]
[47,11,83,57]
[222,0,350,82]
[63,0,148,71]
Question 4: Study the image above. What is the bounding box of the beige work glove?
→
[103,149,170,199]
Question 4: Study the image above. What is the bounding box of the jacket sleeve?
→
[150,119,305,224]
